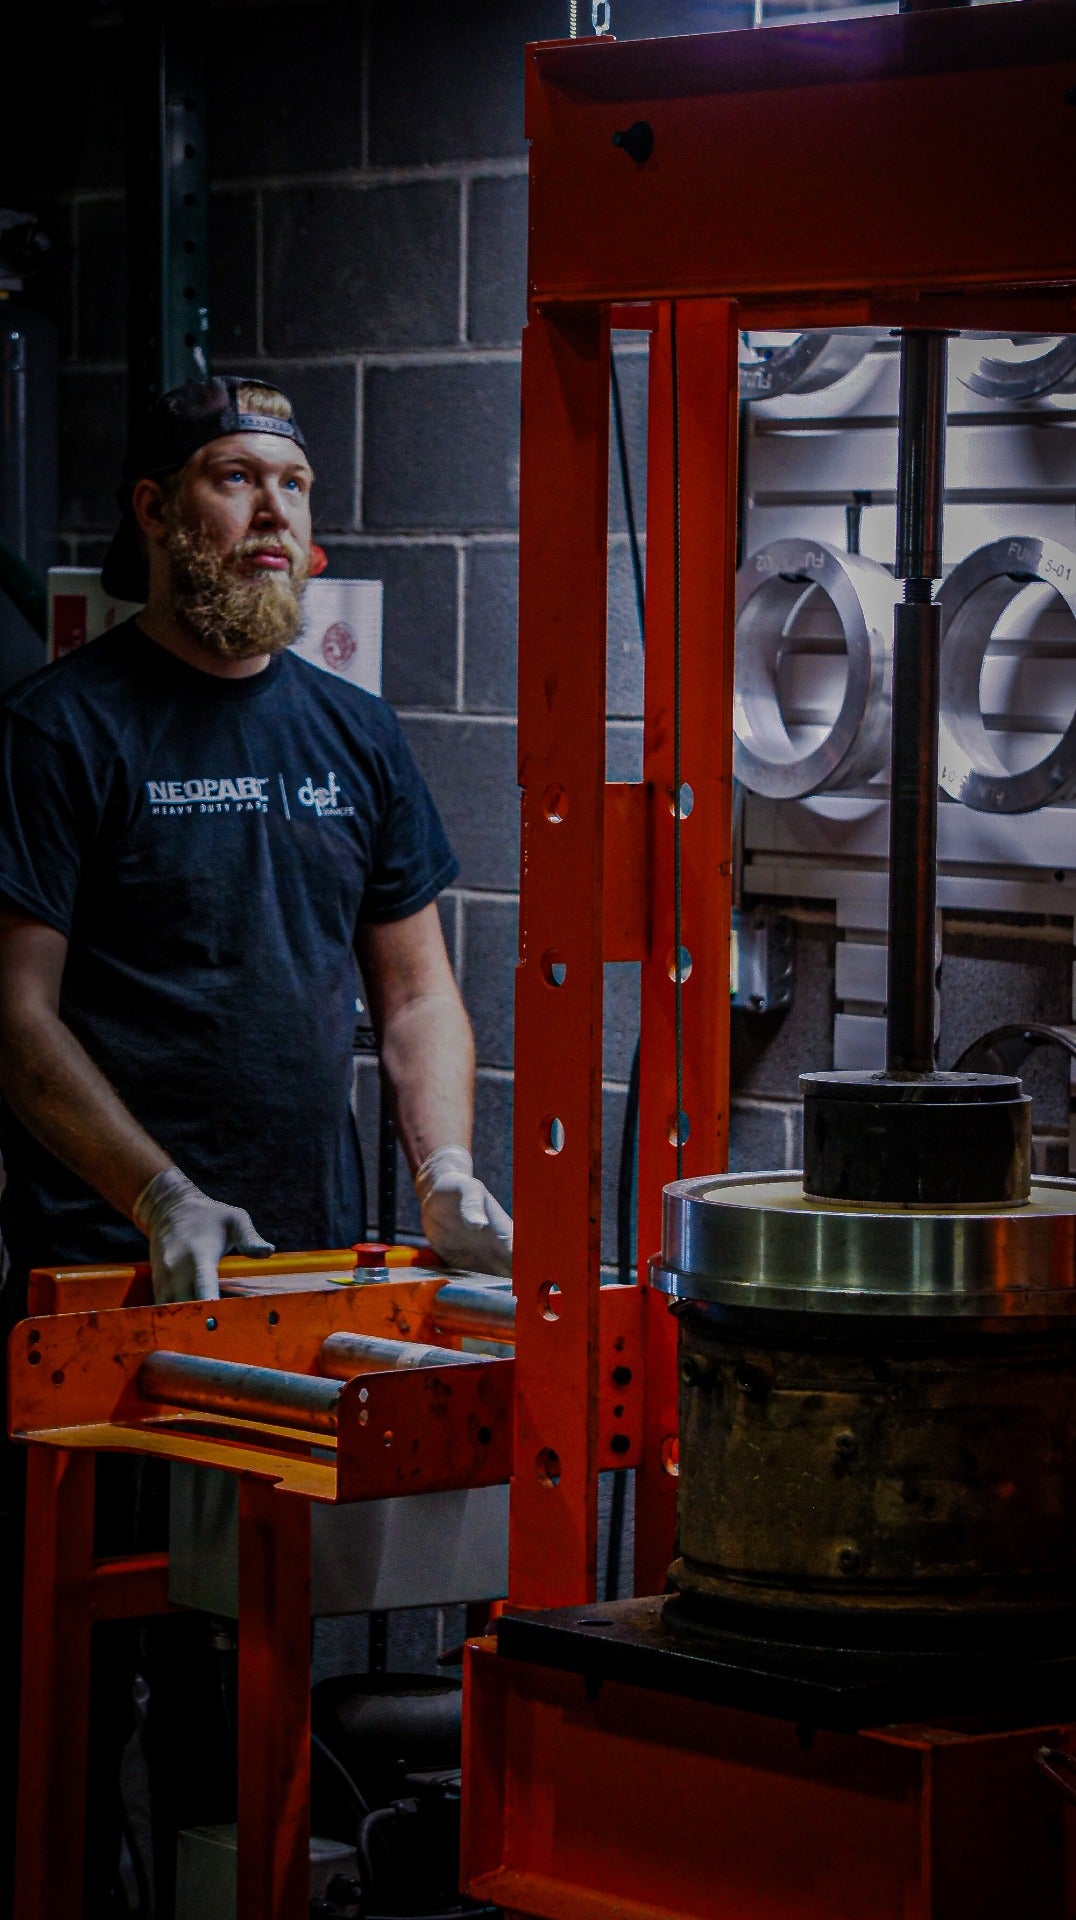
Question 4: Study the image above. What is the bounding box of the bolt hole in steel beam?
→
[733,539,896,799]
[938,535,1076,812]
[667,946,692,983]
[952,333,1076,402]
[543,784,568,823]
[539,1282,562,1322]
[671,782,694,818]
[661,1435,680,1478]
[667,1112,691,1147]
[536,1447,562,1488]
[541,1115,566,1155]
[541,950,568,987]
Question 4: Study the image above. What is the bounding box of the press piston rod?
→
[886,330,948,1075]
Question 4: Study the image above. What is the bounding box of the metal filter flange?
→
[952,334,1076,402]
[938,534,1076,813]
[651,1171,1076,1324]
[738,331,877,399]
[734,538,896,799]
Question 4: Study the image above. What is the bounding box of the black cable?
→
[311,1728,371,1820]
[610,347,646,646]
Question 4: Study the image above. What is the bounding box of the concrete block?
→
[265,183,459,355]
[608,542,645,718]
[940,925,1073,1127]
[604,963,640,1086]
[606,722,643,783]
[402,717,519,892]
[729,1100,792,1174]
[60,370,127,531]
[242,360,359,531]
[209,4,364,179]
[462,895,518,1071]
[364,363,521,532]
[609,348,649,538]
[474,1070,514,1216]
[328,542,457,711]
[210,192,258,362]
[464,544,518,714]
[468,176,527,347]
[368,1,562,166]
[75,200,126,363]
[730,916,836,1099]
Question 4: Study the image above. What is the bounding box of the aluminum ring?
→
[738,331,877,399]
[938,534,1076,813]
[953,335,1076,402]
[652,1171,1076,1322]
[733,538,896,800]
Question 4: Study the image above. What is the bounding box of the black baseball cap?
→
[101,375,308,603]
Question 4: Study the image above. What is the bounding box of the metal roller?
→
[738,331,878,399]
[952,334,1076,402]
[938,534,1076,813]
[733,537,897,799]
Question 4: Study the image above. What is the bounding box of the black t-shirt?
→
[0,621,458,1283]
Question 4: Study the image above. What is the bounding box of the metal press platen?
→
[652,1170,1076,1323]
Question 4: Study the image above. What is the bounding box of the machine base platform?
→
[495,1594,1076,1732]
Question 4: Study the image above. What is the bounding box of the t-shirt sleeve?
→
[0,707,94,934]
[360,712,459,924]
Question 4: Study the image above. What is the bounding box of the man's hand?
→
[133,1167,274,1303]
[415,1145,512,1277]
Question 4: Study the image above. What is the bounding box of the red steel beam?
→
[511,305,610,1607]
[525,5,1076,309]
[634,300,739,1591]
[237,1476,311,1920]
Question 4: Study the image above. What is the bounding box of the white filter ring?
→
[734,539,896,801]
[938,534,1076,814]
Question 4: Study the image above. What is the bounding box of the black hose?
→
[311,1728,370,1819]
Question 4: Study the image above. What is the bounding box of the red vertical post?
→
[14,1447,96,1920]
[509,304,610,1608]
[635,299,740,1593]
[237,1476,312,1920]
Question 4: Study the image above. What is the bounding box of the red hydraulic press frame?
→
[467,7,1076,1917]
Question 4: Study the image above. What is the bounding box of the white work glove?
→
[414,1145,513,1278]
[133,1167,274,1304]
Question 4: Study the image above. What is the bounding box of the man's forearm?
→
[0,1005,172,1220]
[376,985,476,1175]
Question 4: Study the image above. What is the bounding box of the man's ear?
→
[131,477,169,548]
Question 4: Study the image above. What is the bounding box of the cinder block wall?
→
[9,0,1072,1257]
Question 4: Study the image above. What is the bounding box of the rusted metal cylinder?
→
[655,1171,1076,1644]
[670,1310,1076,1634]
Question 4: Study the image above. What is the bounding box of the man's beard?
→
[164,517,309,659]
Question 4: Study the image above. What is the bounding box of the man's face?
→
[163,432,316,659]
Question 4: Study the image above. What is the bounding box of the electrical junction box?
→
[175,1824,357,1920]
[46,567,383,695]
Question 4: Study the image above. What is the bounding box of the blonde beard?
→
[164,517,310,659]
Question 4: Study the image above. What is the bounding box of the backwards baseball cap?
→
[101,375,307,603]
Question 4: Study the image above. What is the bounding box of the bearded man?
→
[0,376,511,1917]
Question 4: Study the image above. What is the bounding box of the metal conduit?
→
[138,1351,343,1434]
